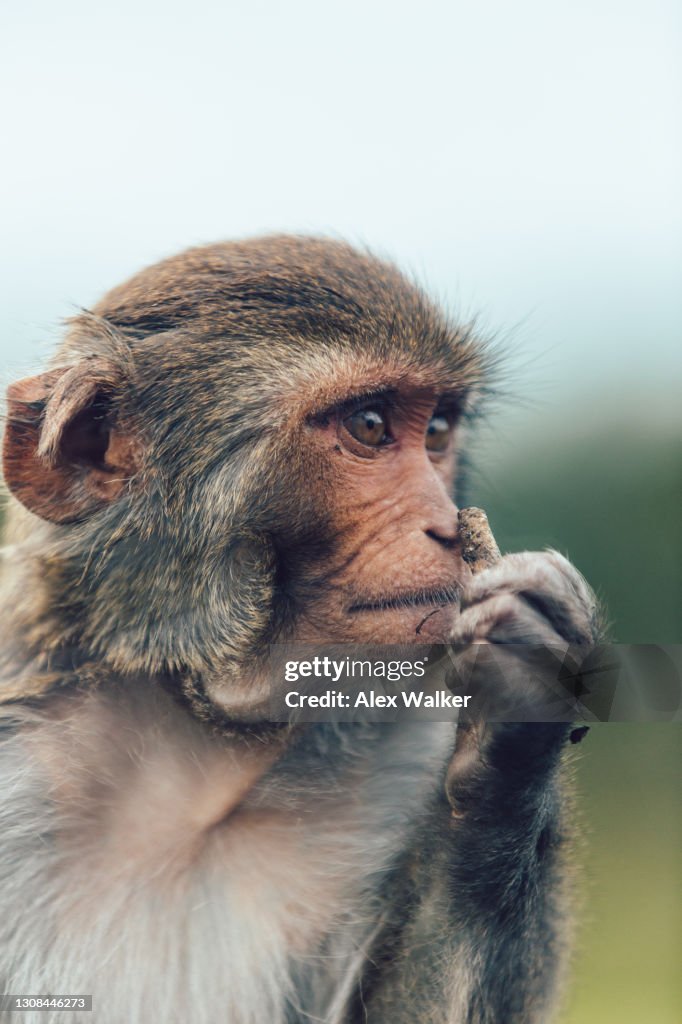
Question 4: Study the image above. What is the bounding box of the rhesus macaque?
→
[0,237,599,1023]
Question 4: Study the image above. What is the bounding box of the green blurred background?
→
[471,424,681,1024]
[2,2,680,1020]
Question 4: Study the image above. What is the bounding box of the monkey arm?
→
[352,722,572,1024]
[436,548,599,1022]
[441,723,573,1023]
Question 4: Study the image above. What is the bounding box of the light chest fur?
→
[0,682,455,1024]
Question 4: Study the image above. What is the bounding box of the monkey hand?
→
[453,549,598,648]
[446,550,600,808]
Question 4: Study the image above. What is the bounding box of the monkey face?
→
[271,384,472,646]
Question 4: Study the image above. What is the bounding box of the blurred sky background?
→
[2,3,680,1021]
[2,0,680,428]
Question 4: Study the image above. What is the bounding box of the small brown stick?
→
[415,508,501,635]
[447,507,501,814]
[458,507,501,574]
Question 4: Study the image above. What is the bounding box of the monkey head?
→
[2,236,490,720]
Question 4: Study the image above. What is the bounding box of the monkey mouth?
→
[347,587,460,614]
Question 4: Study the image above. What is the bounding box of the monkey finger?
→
[451,591,568,648]
[460,550,598,645]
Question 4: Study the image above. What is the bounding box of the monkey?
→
[0,236,600,1023]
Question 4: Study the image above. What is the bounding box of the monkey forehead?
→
[85,235,483,358]
[61,235,490,417]
[91,235,436,336]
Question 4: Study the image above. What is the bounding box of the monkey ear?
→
[3,361,138,524]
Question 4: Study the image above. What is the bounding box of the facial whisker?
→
[348,586,460,614]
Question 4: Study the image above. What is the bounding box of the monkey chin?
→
[347,601,460,645]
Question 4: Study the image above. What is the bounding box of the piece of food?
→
[458,506,501,574]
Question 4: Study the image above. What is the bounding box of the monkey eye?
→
[344,408,389,447]
[425,414,451,452]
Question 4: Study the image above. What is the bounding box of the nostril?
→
[425,527,457,550]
